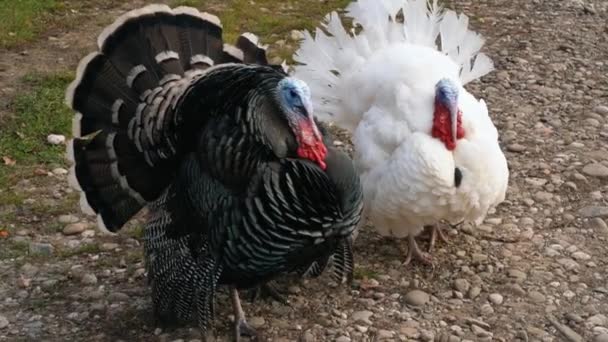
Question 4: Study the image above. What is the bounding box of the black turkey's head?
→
[277,77,327,170]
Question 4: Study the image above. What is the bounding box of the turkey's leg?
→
[402,235,433,266]
[249,282,288,305]
[231,288,258,341]
[427,224,450,252]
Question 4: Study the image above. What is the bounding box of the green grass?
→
[0,240,29,260]
[0,0,58,48]
[353,266,379,280]
[58,242,102,258]
[0,72,73,187]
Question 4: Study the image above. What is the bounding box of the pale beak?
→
[303,101,321,140]
[450,104,458,144]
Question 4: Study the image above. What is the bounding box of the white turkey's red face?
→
[277,78,327,170]
[432,78,465,151]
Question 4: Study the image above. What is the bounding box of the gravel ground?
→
[1,0,608,341]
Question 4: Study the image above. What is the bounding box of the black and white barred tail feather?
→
[298,236,354,284]
[65,4,279,232]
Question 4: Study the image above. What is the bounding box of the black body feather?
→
[66,4,363,332]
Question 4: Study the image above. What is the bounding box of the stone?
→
[589,218,608,232]
[63,222,89,235]
[29,242,54,256]
[419,330,434,341]
[301,331,315,342]
[571,251,591,261]
[508,269,527,281]
[558,258,580,270]
[472,253,489,263]
[335,336,350,342]
[480,303,494,315]
[352,310,373,325]
[489,293,504,305]
[454,279,470,293]
[594,105,608,115]
[47,134,66,145]
[528,291,546,303]
[587,314,608,327]
[107,292,129,303]
[507,143,526,152]
[0,315,8,329]
[579,206,608,218]
[248,316,265,329]
[594,334,608,342]
[81,273,97,285]
[548,315,583,342]
[58,214,79,224]
[290,30,304,41]
[377,330,395,339]
[468,286,481,299]
[101,243,119,251]
[582,163,608,178]
[471,324,492,337]
[404,290,430,306]
[400,326,419,339]
[52,168,68,175]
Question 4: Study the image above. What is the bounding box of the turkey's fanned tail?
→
[65,4,275,232]
[293,0,493,130]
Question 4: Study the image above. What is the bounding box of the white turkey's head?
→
[432,78,465,151]
[277,77,327,170]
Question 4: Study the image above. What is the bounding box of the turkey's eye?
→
[295,105,306,114]
[289,90,298,98]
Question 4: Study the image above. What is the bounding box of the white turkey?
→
[293,0,509,265]
[65,5,363,339]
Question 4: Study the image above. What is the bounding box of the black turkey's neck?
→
[177,64,293,156]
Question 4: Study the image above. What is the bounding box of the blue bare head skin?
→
[435,78,460,144]
[277,77,313,119]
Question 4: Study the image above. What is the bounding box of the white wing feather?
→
[293,0,494,130]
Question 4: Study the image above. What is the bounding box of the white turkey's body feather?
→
[293,0,508,240]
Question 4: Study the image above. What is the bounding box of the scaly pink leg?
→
[402,234,433,266]
[427,224,450,252]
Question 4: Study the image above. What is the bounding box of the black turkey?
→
[65,4,363,340]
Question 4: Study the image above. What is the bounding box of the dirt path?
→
[1,0,608,341]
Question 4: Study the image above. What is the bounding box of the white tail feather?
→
[293,0,493,129]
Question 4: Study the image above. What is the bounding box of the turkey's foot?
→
[234,319,258,342]
[402,235,433,266]
[426,224,450,252]
[249,282,289,305]
[231,288,258,342]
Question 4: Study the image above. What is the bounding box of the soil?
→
[1,0,608,341]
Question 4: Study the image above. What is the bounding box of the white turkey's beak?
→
[450,105,458,144]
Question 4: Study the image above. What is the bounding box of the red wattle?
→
[295,119,327,170]
[431,102,464,151]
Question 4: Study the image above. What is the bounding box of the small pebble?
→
[248,316,265,329]
[404,290,430,306]
[107,292,129,303]
[507,143,526,152]
[63,222,89,236]
[489,293,503,305]
[454,279,470,293]
[58,214,79,224]
[29,242,54,256]
[47,134,66,145]
[595,334,608,342]
[352,310,374,325]
[81,274,97,285]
